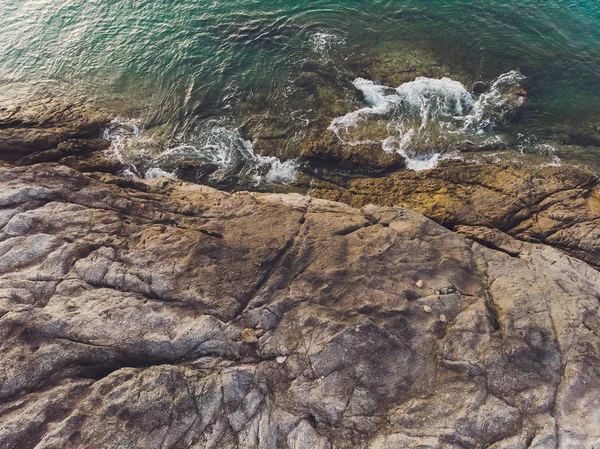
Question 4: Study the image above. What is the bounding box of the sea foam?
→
[102,118,142,165]
[308,32,345,59]
[103,119,297,185]
[329,71,526,171]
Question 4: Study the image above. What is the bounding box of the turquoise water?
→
[2,0,600,177]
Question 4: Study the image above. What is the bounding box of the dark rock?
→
[294,72,324,94]
[300,131,406,174]
[174,161,220,184]
[14,138,123,174]
[472,81,489,95]
[15,139,110,165]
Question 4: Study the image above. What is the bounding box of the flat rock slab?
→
[0,163,599,448]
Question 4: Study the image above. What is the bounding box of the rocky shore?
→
[0,158,599,448]
[309,161,600,270]
[2,77,600,448]
[4,0,600,443]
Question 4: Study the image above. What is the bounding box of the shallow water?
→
[2,0,600,179]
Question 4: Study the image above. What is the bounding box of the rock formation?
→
[1,163,599,448]
[310,161,600,271]
[0,98,120,173]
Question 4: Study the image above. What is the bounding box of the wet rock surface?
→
[0,98,118,173]
[238,59,357,162]
[299,132,406,174]
[1,163,599,448]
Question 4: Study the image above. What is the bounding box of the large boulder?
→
[0,163,599,448]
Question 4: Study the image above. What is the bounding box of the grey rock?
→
[0,163,599,448]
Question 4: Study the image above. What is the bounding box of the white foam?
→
[536,144,562,167]
[254,154,298,183]
[145,167,175,179]
[329,71,527,171]
[238,136,298,184]
[395,77,474,117]
[120,168,137,179]
[541,155,562,167]
[328,79,396,136]
[103,120,297,185]
[102,118,143,163]
[193,127,297,184]
[382,135,454,171]
[308,32,345,58]
[464,70,526,130]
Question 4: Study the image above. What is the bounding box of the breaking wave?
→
[328,71,527,170]
[102,119,297,185]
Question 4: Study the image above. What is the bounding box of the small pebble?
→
[416,280,424,289]
[256,323,263,329]
[423,305,432,314]
[440,314,447,323]
[241,328,258,344]
[276,356,287,364]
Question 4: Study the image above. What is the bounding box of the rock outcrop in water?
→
[0,98,120,173]
[1,162,600,448]
[238,42,478,172]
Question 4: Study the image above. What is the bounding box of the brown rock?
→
[241,328,259,344]
[0,98,111,162]
[0,163,599,448]
[311,161,600,269]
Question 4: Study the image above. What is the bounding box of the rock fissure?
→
[0,164,599,448]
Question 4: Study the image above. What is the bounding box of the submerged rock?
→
[0,163,599,448]
[344,40,475,88]
[238,42,478,171]
[238,61,355,162]
[300,131,406,174]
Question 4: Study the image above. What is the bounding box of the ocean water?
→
[2,0,600,181]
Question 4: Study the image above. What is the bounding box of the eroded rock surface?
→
[310,161,600,270]
[0,163,599,448]
[0,98,119,173]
